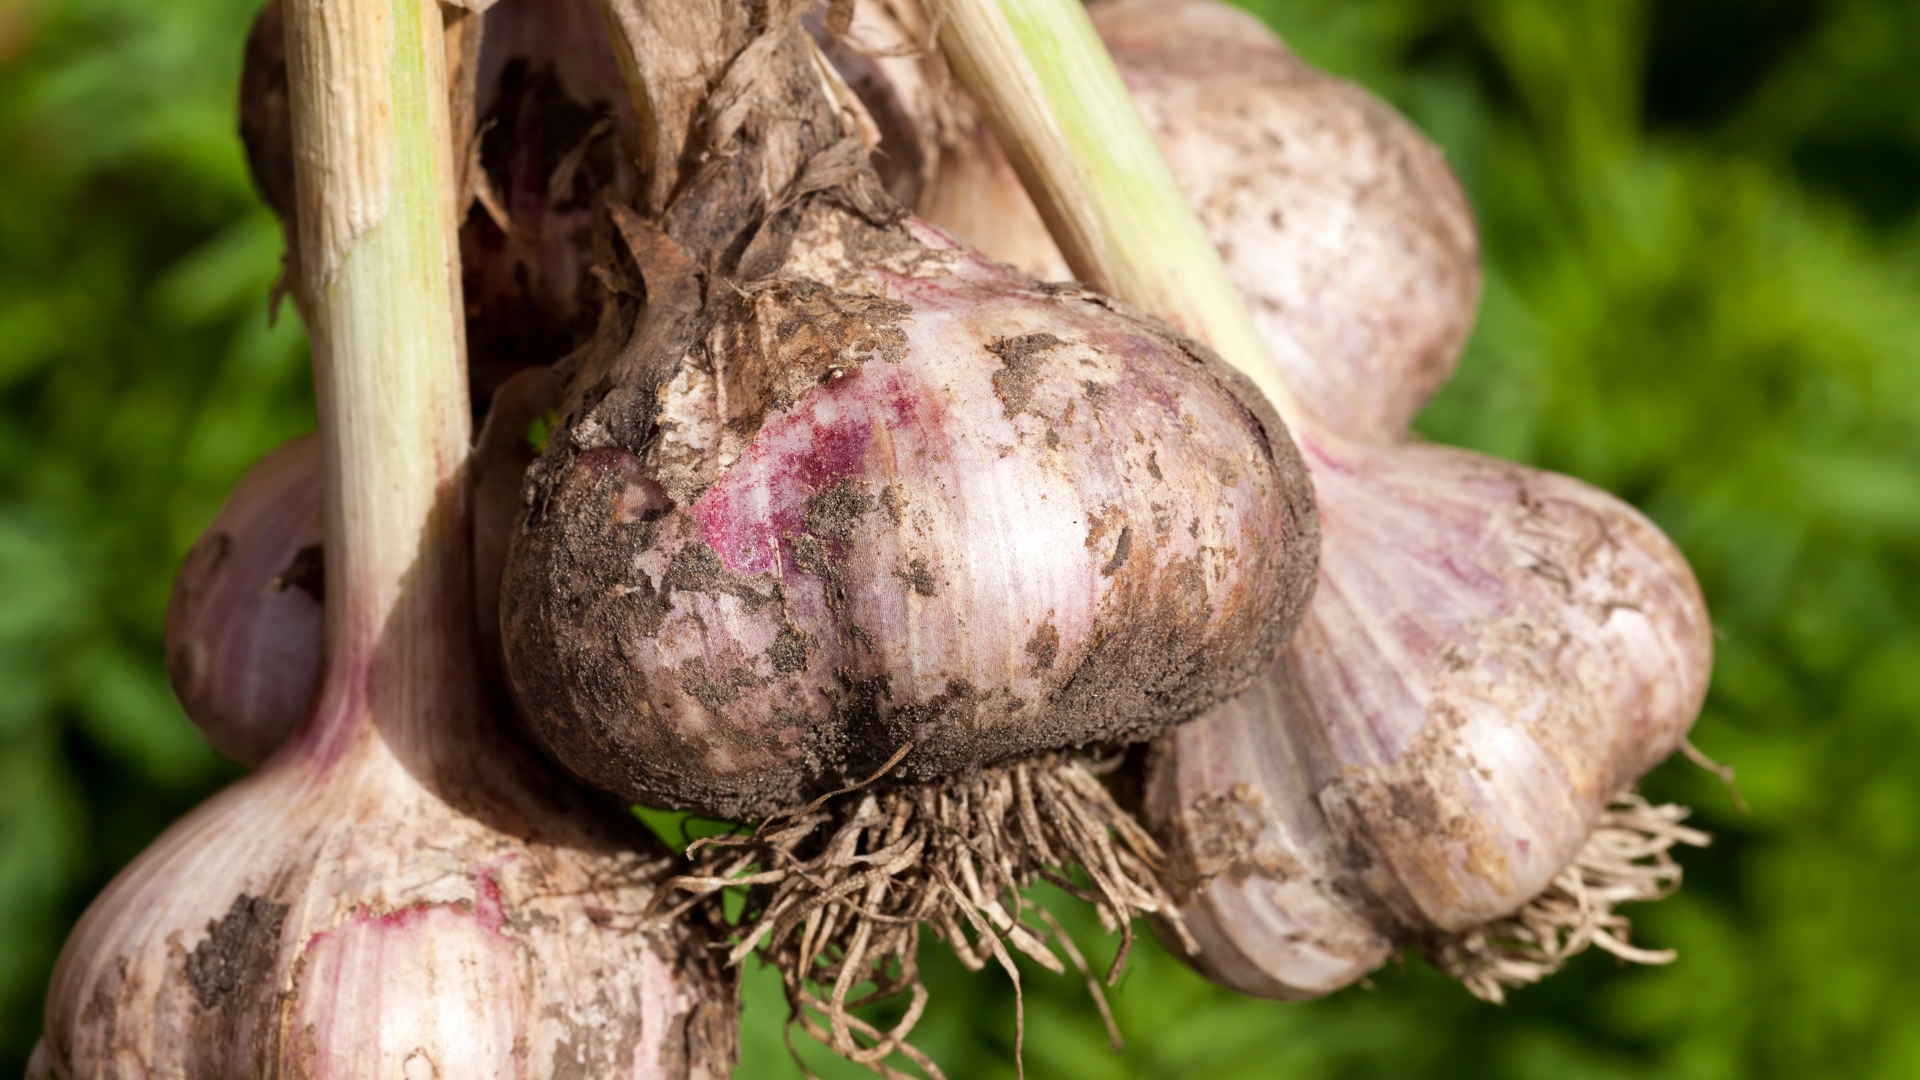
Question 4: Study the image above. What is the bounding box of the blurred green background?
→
[3,0,1918,1076]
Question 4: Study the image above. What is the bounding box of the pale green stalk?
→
[282,0,473,752]
[939,0,1300,422]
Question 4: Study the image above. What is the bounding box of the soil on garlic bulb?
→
[824,0,1481,444]
[499,5,1318,822]
[1145,434,1713,1002]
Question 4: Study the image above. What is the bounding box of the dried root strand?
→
[650,752,1189,1078]
[1431,792,1712,1003]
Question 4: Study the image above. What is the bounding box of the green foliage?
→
[3,0,1917,1077]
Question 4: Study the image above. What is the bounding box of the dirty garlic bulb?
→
[825,0,1481,443]
[164,435,324,766]
[503,204,1316,822]
[36,2,735,1075]
[1146,435,1713,1000]
[926,0,1714,1004]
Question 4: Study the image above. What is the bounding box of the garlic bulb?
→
[164,435,324,767]
[39,1,735,1073]
[160,367,558,768]
[825,0,1481,443]
[1147,433,1713,1000]
[502,209,1316,820]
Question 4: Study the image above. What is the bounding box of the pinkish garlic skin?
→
[41,673,734,1078]
[833,0,1481,443]
[165,435,324,767]
[1144,672,1392,1000]
[1150,431,1712,996]
[502,216,1318,820]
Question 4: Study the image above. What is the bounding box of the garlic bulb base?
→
[1429,792,1710,1003]
[653,751,1192,1074]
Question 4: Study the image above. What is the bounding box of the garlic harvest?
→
[825,0,1481,443]
[932,0,1713,1003]
[39,0,734,1074]
[164,435,324,766]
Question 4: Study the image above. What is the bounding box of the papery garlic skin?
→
[1143,671,1392,1000]
[503,212,1318,820]
[165,436,324,767]
[41,698,734,1079]
[828,0,1480,443]
[1090,0,1479,444]
[1149,431,1712,997]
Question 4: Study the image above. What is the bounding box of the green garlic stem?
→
[283,0,473,739]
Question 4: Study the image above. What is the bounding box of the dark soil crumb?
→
[987,332,1064,418]
[895,558,937,596]
[185,894,288,1010]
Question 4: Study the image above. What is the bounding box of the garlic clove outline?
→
[164,435,324,767]
[1152,432,1713,999]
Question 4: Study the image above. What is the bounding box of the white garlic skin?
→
[832,0,1481,443]
[39,693,734,1078]
[164,436,324,767]
[1090,0,1479,442]
[1150,431,1712,996]
[1144,670,1392,999]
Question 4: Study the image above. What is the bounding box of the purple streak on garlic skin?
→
[165,435,324,767]
[503,217,1317,820]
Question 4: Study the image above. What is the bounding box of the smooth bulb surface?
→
[164,435,324,767]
